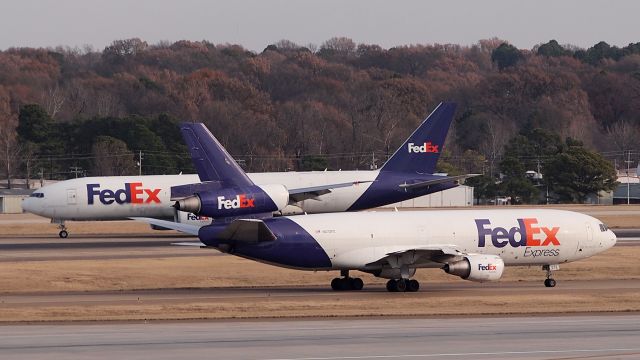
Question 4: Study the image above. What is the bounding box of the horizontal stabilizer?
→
[398,174,479,190]
[171,181,223,201]
[171,241,206,247]
[130,217,201,236]
[217,219,277,243]
[288,181,372,202]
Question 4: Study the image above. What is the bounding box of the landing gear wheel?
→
[386,279,397,292]
[59,230,68,238]
[407,279,420,292]
[331,278,341,290]
[542,264,559,288]
[331,276,364,291]
[395,279,407,292]
[350,277,364,291]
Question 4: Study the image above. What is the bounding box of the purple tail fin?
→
[180,123,254,187]
[379,102,457,174]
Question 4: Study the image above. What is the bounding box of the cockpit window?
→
[599,224,608,232]
[30,192,44,198]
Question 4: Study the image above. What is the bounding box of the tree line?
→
[1,37,637,202]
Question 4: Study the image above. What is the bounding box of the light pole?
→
[625,150,632,205]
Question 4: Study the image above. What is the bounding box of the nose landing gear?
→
[543,264,559,287]
[56,222,68,238]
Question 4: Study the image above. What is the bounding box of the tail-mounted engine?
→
[443,254,504,282]
[172,183,289,218]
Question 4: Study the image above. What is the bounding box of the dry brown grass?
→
[2,290,639,322]
[0,247,637,294]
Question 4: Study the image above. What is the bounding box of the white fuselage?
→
[284,209,616,268]
[22,172,378,221]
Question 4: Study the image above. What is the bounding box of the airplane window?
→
[599,224,608,232]
[30,193,44,198]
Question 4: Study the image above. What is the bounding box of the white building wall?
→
[0,196,28,213]
[380,185,473,208]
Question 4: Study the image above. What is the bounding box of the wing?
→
[367,245,466,269]
[131,217,275,244]
[288,181,372,202]
[172,241,206,247]
[130,217,201,236]
[398,174,479,190]
[217,219,276,243]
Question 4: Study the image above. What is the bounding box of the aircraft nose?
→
[608,230,617,249]
[21,197,33,213]
[22,196,45,216]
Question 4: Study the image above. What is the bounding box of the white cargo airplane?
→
[138,208,616,291]
[134,113,617,292]
[23,102,473,238]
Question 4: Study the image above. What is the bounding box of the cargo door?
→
[66,189,77,205]
[578,222,594,254]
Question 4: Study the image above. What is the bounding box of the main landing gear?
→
[57,222,68,238]
[543,264,559,287]
[386,279,420,292]
[331,270,364,291]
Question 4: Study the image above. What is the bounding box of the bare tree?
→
[0,88,20,188]
[607,120,639,152]
[0,126,21,188]
[96,92,123,117]
[41,85,66,119]
[480,116,510,177]
[91,136,136,176]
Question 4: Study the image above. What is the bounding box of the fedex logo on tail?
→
[408,142,439,153]
[87,183,161,205]
[217,194,255,210]
[475,218,560,248]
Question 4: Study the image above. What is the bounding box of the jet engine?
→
[173,184,289,218]
[443,254,504,282]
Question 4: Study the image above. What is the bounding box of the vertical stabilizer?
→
[180,123,254,187]
[379,102,457,174]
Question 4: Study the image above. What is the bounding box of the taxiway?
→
[0,315,638,359]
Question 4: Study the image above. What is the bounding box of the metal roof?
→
[613,183,640,199]
[0,189,34,196]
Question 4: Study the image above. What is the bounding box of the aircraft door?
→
[66,189,77,205]
[578,222,594,254]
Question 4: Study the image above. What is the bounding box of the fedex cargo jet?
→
[137,125,617,291]
[22,102,472,237]
[139,209,616,291]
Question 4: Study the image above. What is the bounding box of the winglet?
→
[380,102,457,174]
[180,123,254,187]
